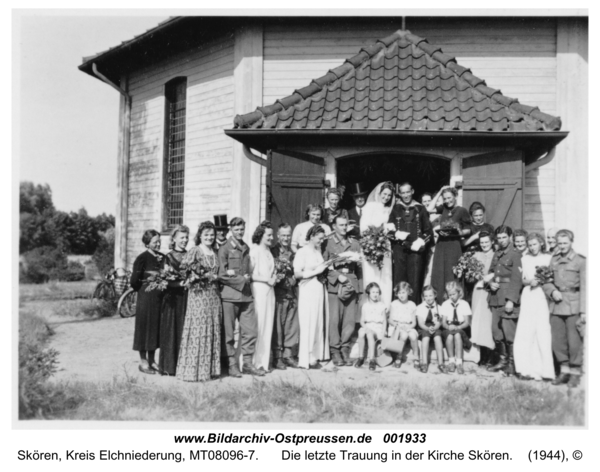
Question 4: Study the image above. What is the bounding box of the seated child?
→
[440,281,472,375]
[416,285,446,374]
[355,282,388,371]
[388,282,420,369]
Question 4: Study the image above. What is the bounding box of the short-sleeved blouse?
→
[362,301,387,324]
[438,205,471,238]
[389,300,417,326]
[292,221,332,249]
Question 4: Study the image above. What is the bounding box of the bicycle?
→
[117,287,137,318]
[91,268,136,318]
[91,269,118,301]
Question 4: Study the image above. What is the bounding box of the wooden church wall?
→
[126,33,235,264]
[262,18,558,234]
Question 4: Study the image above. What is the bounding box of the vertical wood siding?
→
[262,18,558,234]
[126,34,234,264]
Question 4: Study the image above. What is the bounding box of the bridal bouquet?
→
[452,251,485,282]
[145,265,186,292]
[274,256,294,282]
[180,259,214,292]
[534,265,554,284]
[359,225,391,269]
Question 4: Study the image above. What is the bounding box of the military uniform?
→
[487,243,523,374]
[388,200,433,303]
[543,249,586,374]
[323,233,362,364]
[218,237,258,371]
[270,243,299,363]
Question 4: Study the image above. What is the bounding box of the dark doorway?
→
[336,154,451,208]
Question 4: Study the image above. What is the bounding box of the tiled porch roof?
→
[233,29,561,132]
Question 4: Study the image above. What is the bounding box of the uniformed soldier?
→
[543,229,586,387]
[324,188,349,227]
[270,223,300,369]
[217,217,264,377]
[213,214,229,251]
[347,182,368,239]
[388,183,433,303]
[323,214,363,366]
[486,225,523,376]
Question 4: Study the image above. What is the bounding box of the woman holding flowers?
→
[176,221,222,382]
[158,225,190,376]
[430,187,471,304]
[360,182,395,306]
[513,232,554,380]
[131,229,165,374]
[249,223,277,372]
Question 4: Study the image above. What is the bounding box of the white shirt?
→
[440,299,472,324]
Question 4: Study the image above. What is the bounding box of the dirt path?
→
[46,311,540,391]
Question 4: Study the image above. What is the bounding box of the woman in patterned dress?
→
[131,229,164,375]
[430,187,471,304]
[176,221,222,382]
[158,225,189,376]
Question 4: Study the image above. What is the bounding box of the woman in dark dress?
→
[158,225,190,376]
[430,187,471,304]
[462,202,495,253]
[131,229,164,374]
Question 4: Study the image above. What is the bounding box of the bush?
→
[92,227,115,276]
[62,261,86,282]
[20,246,68,284]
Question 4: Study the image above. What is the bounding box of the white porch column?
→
[115,75,130,269]
[556,18,588,254]
[231,24,263,231]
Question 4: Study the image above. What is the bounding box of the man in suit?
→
[323,214,362,366]
[218,217,264,377]
[388,182,433,303]
[214,214,229,250]
[543,229,586,387]
[347,182,368,239]
[486,225,523,376]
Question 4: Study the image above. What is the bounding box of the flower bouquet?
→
[359,225,391,269]
[180,259,213,292]
[274,256,294,283]
[534,265,554,284]
[439,219,462,237]
[453,251,485,282]
[145,265,185,292]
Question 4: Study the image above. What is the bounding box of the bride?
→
[360,181,395,306]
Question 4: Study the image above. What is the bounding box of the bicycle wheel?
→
[118,288,137,318]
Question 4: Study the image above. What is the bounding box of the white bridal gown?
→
[513,253,555,380]
[360,200,393,307]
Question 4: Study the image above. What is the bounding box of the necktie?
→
[426,305,434,325]
[452,303,458,324]
[357,207,361,216]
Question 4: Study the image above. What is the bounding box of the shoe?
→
[309,362,322,370]
[228,364,242,378]
[242,363,265,376]
[368,360,377,371]
[438,364,448,374]
[516,373,534,381]
[413,360,421,370]
[283,357,299,369]
[457,364,464,375]
[138,364,155,375]
[447,362,456,373]
[503,342,516,376]
[551,372,571,386]
[420,364,428,373]
[393,359,402,368]
[341,349,353,366]
[567,374,581,388]
[274,358,287,370]
[258,366,269,375]
[354,358,365,368]
[331,351,345,367]
[487,341,508,372]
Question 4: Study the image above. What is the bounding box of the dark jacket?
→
[543,249,586,315]
[130,250,165,291]
[217,237,253,302]
[487,243,523,310]
[388,200,433,252]
[347,206,364,239]
[322,233,363,295]
[271,243,296,300]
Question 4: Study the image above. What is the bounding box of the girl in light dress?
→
[354,283,388,371]
[440,281,472,375]
[513,233,555,381]
[388,282,420,370]
[360,182,396,306]
[249,223,277,373]
[293,225,332,369]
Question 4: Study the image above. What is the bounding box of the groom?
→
[388,182,433,303]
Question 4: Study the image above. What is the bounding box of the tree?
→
[20,182,55,215]
[67,208,101,255]
[94,213,115,232]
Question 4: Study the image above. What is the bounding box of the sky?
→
[17,13,169,216]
